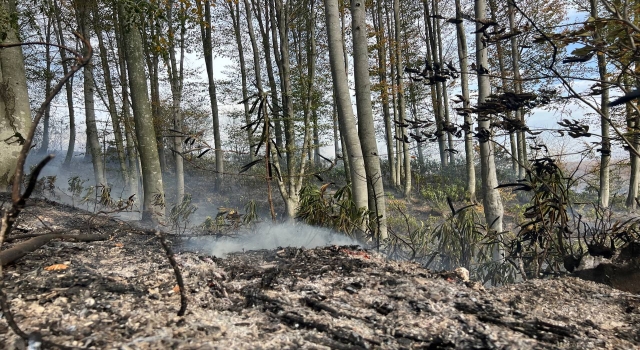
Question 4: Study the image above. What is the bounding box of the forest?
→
[1,0,640,280]
[0,0,639,347]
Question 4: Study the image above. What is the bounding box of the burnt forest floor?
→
[0,194,639,349]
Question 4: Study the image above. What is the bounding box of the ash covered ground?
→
[0,195,639,349]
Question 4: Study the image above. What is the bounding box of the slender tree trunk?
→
[627,100,640,209]
[507,0,526,179]
[115,4,139,197]
[166,0,186,203]
[195,0,223,191]
[38,16,53,155]
[393,0,411,197]
[94,10,128,186]
[488,0,518,176]
[423,0,447,167]
[433,0,454,165]
[142,20,165,175]
[53,1,76,169]
[120,4,165,223]
[253,0,283,149]
[229,1,255,159]
[323,0,369,233]
[591,0,610,208]
[374,0,396,187]
[76,0,106,187]
[455,0,476,201]
[475,0,503,256]
[352,0,387,240]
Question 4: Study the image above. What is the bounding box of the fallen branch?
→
[0,233,109,266]
[155,230,187,316]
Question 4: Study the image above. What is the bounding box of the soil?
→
[1,195,639,349]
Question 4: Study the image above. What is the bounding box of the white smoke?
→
[182,221,359,257]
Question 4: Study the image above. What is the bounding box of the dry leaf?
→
[44,264,68,271]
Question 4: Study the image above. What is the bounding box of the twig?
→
[155,230,187,316]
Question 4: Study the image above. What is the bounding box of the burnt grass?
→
[0,195,639,349]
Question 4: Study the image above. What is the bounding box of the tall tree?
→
[590,0,610,208]
[393,0,411,197]
[93,4,128,186]
[165,0,186,202]
[323,0,369,235]
[352,0,387,239]
[373,0,396,187]
[53,0,77,169]
[75,0,106,188]
[475,0,503,250]
[194,0,223,191]
[228,0,255,159]
[120,2,165,223]
[455,0,476,201]
[37,9,53,156]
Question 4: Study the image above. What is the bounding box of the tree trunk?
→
[455,0,476,202]
[195,0,223,191]
[323,0,369,235]
[423,0,447,167]
[53,1,76,169]
[507,0,526,179]
[142,20,165,175]
[488,0,518,176]
[115,4,139,197]
[166,0,186,203]
[374,0,395,187]
[94,9,128,186]
[393,0,411,197]
[475,0,503,256]
[590,0,610,208]
[252,0,283,150]
[352,0,387,240]
[120,4,165,223]
[38,16,53,156]
[76,0,106,187]
[0,0,31,187]
[229,0,255,159]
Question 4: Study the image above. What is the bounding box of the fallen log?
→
[0,233,109,266]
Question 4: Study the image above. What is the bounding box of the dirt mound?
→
[0,197,638,349]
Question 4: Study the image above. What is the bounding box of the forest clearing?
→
[1,0,640,348]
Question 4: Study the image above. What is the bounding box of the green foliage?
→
[500,157,573,277]
[169,194,198,233]
[296,183,369,237]
[198,201,259,236]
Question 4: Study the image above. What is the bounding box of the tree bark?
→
[0,0,31,187]
[76,0,106,187]
[507,0,526,179]
[195,0,223,191]
[352,0,387,240]
[475,0,503,256]
[323,0,369,234]
[121,4,165,223]
[229,0,255,159]
[53,1,76,169]
[455,0,476,202]
[590,0,610,208]
[393,0,411,197]
[166,0,186,203]
[373,0,396,187]
[94,7,128,186]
